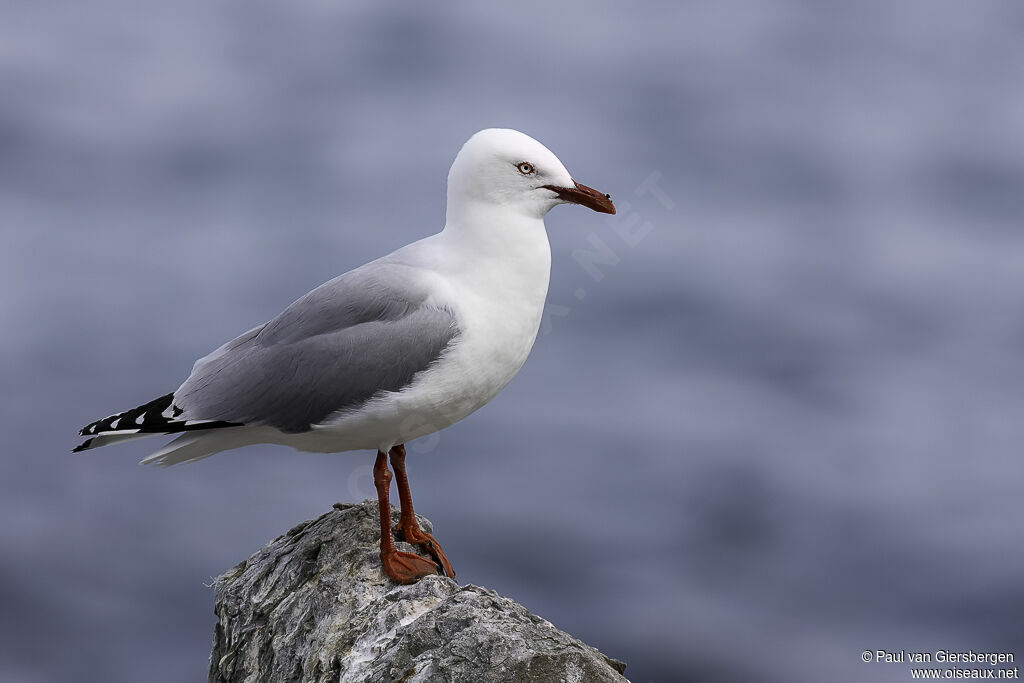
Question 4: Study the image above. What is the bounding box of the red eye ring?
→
[517,162,535,175]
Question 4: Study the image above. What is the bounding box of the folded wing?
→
[174,263,459,433]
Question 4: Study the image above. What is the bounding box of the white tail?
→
[139,427,256,467]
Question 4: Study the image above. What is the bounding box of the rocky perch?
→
[209,500,628,682]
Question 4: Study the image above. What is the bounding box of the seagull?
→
[74,128,615,584]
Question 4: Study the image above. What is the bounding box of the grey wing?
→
[174,264,459,433]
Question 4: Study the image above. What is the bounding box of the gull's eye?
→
[516,161,535,175]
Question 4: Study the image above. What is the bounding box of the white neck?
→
[424,201,552,412]
[440,200,552,290]
[436,200,552,361]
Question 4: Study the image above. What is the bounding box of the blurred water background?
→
[2,2,1023,681]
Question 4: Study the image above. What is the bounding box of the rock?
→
[209,500,628,683]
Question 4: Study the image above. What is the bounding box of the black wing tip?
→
[75,392,244,449]
[72,438,94,453]
[77,392,178,437]
[79,419,102,435]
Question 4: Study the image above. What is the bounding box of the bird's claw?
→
[397,521,456,579]
[380,549,442,585]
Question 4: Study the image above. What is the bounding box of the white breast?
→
[302,215,552,454]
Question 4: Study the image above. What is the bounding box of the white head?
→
[446,128,615,223]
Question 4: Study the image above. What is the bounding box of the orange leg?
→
[373,449,441,584]
[389,444,456,578]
